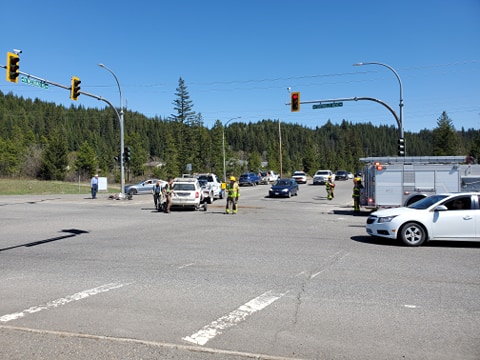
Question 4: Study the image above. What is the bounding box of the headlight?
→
[281,188,288,192]
[378,215,398,223]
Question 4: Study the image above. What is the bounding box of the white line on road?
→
[183,290,288,346]
[178,263,195,269]
[0,282,131,323]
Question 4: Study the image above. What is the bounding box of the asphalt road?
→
[1,180,479,359]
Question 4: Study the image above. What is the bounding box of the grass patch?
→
[0,179,121,195]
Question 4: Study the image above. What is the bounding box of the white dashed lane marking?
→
[183,290,288,346]
[0,282,131,323]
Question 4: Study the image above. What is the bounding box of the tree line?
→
[0,77,479,184]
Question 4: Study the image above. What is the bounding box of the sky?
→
[2,0,479,133]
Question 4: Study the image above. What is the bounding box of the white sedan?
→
[366,193,480,246]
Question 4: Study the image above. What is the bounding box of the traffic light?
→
[398,138,405,156]
[291,92,300,112]
[70,76,81,100]
[123,146,131,163]
[6,52,20,83]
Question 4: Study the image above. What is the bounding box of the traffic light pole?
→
[98,64,125,198]
[289,96,401,134]
[1,66,71,91]
[78,89,124,195]
[1,63,126,194]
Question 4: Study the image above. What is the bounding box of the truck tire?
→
[400,222,427,246]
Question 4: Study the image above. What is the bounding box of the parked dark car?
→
[239,172,260,186]
[335,170,349,181]
[268,178,299,198]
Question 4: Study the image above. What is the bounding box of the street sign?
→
[312,102,343,109]
[21,76,49,89]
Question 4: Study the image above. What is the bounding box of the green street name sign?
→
[312,102,343,109]
[21,76,49,89]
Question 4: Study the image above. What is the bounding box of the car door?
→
[431,195,476,240]
[140,180,155,193]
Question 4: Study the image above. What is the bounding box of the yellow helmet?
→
[230,176,236,181]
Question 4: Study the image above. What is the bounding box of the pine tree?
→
[432,112,459,156]
[169,77,197,173]
[39,130,69,180]
[74,141,98,179]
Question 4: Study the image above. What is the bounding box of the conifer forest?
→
[0,77,479,184]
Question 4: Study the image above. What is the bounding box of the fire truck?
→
[359,156,480,209]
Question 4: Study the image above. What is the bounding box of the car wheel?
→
[400,222,427,246]
[287,191,291,198]
[128,188,136,195]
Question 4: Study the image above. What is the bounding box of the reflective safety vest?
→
[226,182,239,198]
[353,185,362,197]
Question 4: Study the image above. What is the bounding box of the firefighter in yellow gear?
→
[325,176,335,200]
[225,176,240,214]
[352,177,363,212]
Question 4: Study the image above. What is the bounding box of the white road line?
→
[0,282,130,323]
[183,290,288,346]
[178,263,195,269]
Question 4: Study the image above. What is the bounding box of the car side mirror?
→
[434,205,448,212]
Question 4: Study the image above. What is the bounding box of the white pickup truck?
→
[267,170,279,182]
[197,173,223,199]
[260,170,279,184]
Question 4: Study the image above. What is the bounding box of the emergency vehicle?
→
[359,156,480,209]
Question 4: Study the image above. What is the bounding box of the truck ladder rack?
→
[359,156,467,164]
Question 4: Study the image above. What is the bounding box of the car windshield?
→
[408,194,450,209]
[276,180,289,186]
[317,171,329,175]
[174,183,195,191]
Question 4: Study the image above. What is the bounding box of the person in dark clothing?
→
[90,174,99,199]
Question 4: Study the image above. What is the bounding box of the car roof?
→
[432,192,478,196]
[173,177,199,183]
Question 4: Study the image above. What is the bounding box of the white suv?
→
[313,170,335,185]
[171,177,203,209]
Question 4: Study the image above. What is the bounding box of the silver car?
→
[125,179,164,195]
